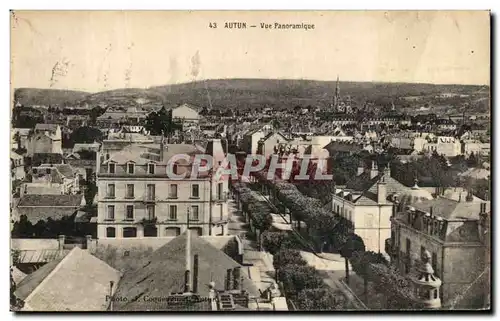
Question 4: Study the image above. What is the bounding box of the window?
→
[405,238,411,274]
[126,184,134,198]
[147,184,155,200]
[123,227,137,238]
[32,168,38,174]
[432,252,438,276]
[106,227,116,238]
[107,205,115,220]
[126,205,134,220]
[148,163,155,174]
[172,163,178,174]
[46,168,51,174]
[144,225,158,237]
[108,163,115,174]
[106,153,110,160]
[147,205,155,220]
[217,183,223,199]
[127,163,135,174]
[421,246,426,260]
[169,184,178,198]
[192,184,200,198]
[169,205,177,220]
[107,184,115,198]
[191,206,199,221]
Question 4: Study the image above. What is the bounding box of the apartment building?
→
[332,163,410,253]
[96,140,229,239]
[387,196,490,308]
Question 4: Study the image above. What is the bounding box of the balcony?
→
[213,192,229,203]
[143,195,157,203]
[212,216,229,225]
[139,217,158,226]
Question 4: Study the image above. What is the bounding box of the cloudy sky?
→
[11,11,490,92]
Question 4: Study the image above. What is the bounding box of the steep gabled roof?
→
[113,233,259,311]
[15,247,121,311]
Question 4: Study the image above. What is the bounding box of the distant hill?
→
[14,79,486,110]
[14,88,90,107]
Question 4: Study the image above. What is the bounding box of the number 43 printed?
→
[209,22,217,28]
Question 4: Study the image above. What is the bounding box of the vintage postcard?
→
[10,10,490,312]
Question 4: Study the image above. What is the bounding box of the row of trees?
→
[11,215,88,239]
[263,232,348,310]
[232,182,273,250]
[250,164,425,310]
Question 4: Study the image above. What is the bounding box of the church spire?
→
[333,75,341,112]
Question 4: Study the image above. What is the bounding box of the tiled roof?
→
[113,232,259,311]
[16,247,121,311]
[18,194,83,207]
[15,207,79,224]
[16,249,69,264]
[104,144,202,165]
[15,257,64,300]
[35,124,59,132]
[411,197,490,220]
[11,266,27,285]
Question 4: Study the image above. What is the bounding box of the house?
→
[239,124,274,155]
[256,131,290,158]
[323,141,364,157]
[11,151,25,181]
[13,194,85,224]
[172,104,202,129]
[112,232,268,311]
[388,197,490,308]
[26,124,63,157]
[12,128,31,151]
[14,247,121,311]
[23,163,82,195]
[96,139,229,239]
[422,136,462,157]
[332,162,412,253]
[72,142,101,154]
[462,140,490,156]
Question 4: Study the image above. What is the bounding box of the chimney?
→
[370,161,378,179]
[109,281,114,311]
[193,254,199,293]
[480,202,487,215]
[58,235,65,250]
[357,159,364,176]
[184,229,192,293]
[384,164,391,178]
[377,177,387,204]
[225,269,232,291]
[233,267,241,290]
[466,189,474,202]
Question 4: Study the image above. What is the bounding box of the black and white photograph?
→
[9,10,491,312]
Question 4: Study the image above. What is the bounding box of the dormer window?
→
[108,163,115,174]
[148,163,155,175]
[127,163,135,174]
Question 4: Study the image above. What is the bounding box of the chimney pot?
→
[193,254,199,293]
[233,267,241,290]
[225,269,232,291]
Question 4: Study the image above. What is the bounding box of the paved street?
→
[227,198,276,293]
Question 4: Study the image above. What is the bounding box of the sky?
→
[10,11,490,93]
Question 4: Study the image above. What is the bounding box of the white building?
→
[96,139,229,239]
